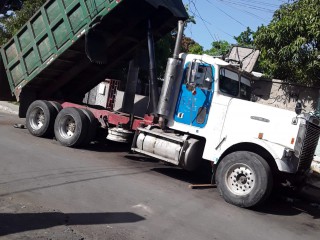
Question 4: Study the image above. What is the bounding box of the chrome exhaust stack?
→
[157,20,185,128]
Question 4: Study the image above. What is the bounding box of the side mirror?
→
[295,100,302,115]
[187,61,199,84]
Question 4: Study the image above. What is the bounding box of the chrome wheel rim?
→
[58,115,76,139]
[225,163,255,196]
[30,107,45,130]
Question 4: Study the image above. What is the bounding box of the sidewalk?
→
[312,156,320,174]
[0,100,319,203]
[0,101,19,115]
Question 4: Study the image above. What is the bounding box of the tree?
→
[0,0,22,15]
[204,40,231,57]
[234,27,255,47]
[155,34,204,77]
[189,42,203,54]
[155,33,175,78]
[254,0,320,86]
[0,0,46,45]
[155,4,200,77]
[181,36,203,54]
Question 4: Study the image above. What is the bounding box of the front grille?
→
[298,121,320,171]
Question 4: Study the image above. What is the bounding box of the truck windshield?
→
[219,68,239,96]
[240,76,252,100]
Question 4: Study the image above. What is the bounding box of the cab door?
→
[174,62,215,128]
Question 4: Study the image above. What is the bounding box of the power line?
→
[205,0,247,27]
[224,0,279,8]
[214,0,275,13]
[208,0,269,22]
[188,1,235,38]
[190,1,219,42]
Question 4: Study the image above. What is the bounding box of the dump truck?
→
[1,0,320,208]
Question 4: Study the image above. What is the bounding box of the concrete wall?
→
[83,81,110,107]
[114,90,149,117]
[252,78,320,156]
[251,79,320,112]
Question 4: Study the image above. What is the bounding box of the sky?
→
[182,0,288,50]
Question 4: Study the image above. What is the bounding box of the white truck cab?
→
[132,52,320,207]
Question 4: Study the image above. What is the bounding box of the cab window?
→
[219,68,239,96]
[186,63,213,90]
[240,76,252,100]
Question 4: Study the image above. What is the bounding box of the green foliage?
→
[0,0,22,15]
[254,0,320,86]
[0,0,46,45]
[204,40,231,57]
[234,27,255,47]
[155,33,175,78]
[155,34,204,77]
[184,4,196,25]
[155,4,201,77]
[189,43,203,54]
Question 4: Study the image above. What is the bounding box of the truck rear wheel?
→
[215,151,273,208]
[26,100,57,137]
[80,108,98,146]
[49,101,62,113]
[54,108,89,147]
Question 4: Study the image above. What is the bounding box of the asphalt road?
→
[1,111,320,240]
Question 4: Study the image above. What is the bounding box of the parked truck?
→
[1,0,320,208]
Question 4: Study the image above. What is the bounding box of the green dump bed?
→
[0,0,188,102]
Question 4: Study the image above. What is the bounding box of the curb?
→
[0,102,19,115]
[312,158,320,174]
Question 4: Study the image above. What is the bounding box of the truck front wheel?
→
[216,151,273,208]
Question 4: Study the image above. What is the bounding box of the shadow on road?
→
[151,165,212,185]
[254,196,320,219]
[151,167,320,219]
[0,212,145,236]
[82,141,131,153]
[125,155,160,163]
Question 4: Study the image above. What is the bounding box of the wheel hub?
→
[66,119,76,137]
[59,116,76,139]
[226,164,255,195]
[30,107,45,130]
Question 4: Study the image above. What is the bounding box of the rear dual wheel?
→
[80,108,97,146]
[26,100,61,137]
[54,108,97,147]
[26,101,97,147]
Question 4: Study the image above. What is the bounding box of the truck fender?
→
[214,137,297,173]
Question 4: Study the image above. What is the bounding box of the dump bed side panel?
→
[1,0,121,98]
[0,0,188,101]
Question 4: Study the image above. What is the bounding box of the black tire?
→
[80,108,98,146]
[49,101,63,113]
[215,151,273,208]
[26,100,57,137]
[54,108,89,147]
